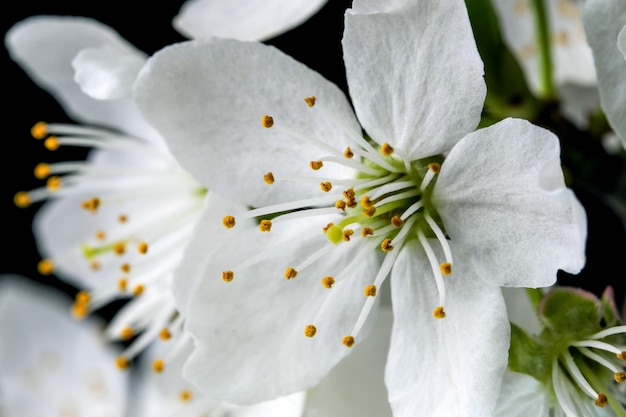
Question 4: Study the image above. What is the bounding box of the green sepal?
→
[508,322,548,382]
[538,287,602,339]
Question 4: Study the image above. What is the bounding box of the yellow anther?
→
[81,197,100,213]
[132,284,145,297]
[342,336,355,348]
[259,220,272,232]
[222,270,234,282]
[160,328,172,341]
[44,136,60,151]
[118,214,128,223]
[335,200,346,211]
[363,206,377,217]
[361,227,374,238]
[114,242,126,256]
[364,285,377,297]
[71,302,88,320]
[343,188,355,199]
[37,259,54,275]
[120,326,134,341]
[347,197,357,209]
[433,306,446,319]
[381,239,394,252]
[179,390,192,402]
[304,96,317,107]
[90,260,101,271]
[304,324,317,337]
[343,229,354,242]
[120,263,131,273]
[115,356,130,370]
[138,242,149,254]
[595,393,608,407]
[31,121,48,139]
[310,160,323,170]
[391,215,403,228]
[263,172,275,184]
[285,267,298,280]
[117,278,127,292]
[320,181,332,192]
[321,276,335,289]
[34,163,50,179]
[14,191,31,208]
[46,176,62,191]
[75,291,91,304]
[615,372,626,383]
[223,215,236,229]
[381,143,394,156]
[618,352,626,360]
[152,359,164,373]
[440,262,452,276]
[360,195,373,209]
[323,222,334,233]
[428,162,441,174]
[344,147,354,159]
[95,230,106,240]
[261,114,274,128]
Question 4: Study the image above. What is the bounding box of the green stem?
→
[531,0,556,99]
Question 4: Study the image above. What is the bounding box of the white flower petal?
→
[492,0,596,92]
[173,0,327,41]
[0,276,128,417]
[385,243,510,417]
[72,43,146,100]
[5,16,159,141]
[304,307,393,417]
[179,215,381,403]
[135,38,358,207]
[343,0,486,159]
[583,0,626,145]
[494,372,546,417]
[433,118,586,288]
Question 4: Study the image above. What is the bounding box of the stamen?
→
[179,390,192,402]
[284,267,298,280]
[342,336,355,348]
[433,306,446,319]
[344,147,354,158]
[138,242,149,254]
[115,356,130,370]
[31,121,48,139]
[562,350,600,400]
[95,230,106,240]
[321,276,335,289]
[90,260,101,271]
[37,259,54,275]
[259,220,272,232]
[132,284,145,297]
[152,359,165,373]
[420,164,440,192]
[381,143,394,156]
[261,115,274,128]
[361,227,374,237]
[160,328,172,341]
[391,216,403,228]
[14,191,31,208]
[263,172,275,184]
[46,176,62,191]
[335,200,346,211]
[320,181,332,192]
[425,213,453,266]
[440,262,452,276]
[120,326,134,341]
[121,263,131,273]
[381,239,394,252]
[364,285,377,297]
[595,394,608,407]
[343,229,354,242]
[361,196,373,209]
[417,229,447,314]
[310,161,323,170]
[223,215,236,229]
[428,162,441,174]
[363,206,377,217]
[304,324,317,337]
[304,96,317,107]
[114,242,126,256]
[117,278,127,292]
[44,136,60,151]
[81,197,100,213]
[34,163,50,179]
[118,214,128,223]
[615,372,626,383]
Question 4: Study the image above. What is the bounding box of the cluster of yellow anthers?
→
[220,95,456,349]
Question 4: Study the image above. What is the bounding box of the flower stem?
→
[530,0,556,100]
